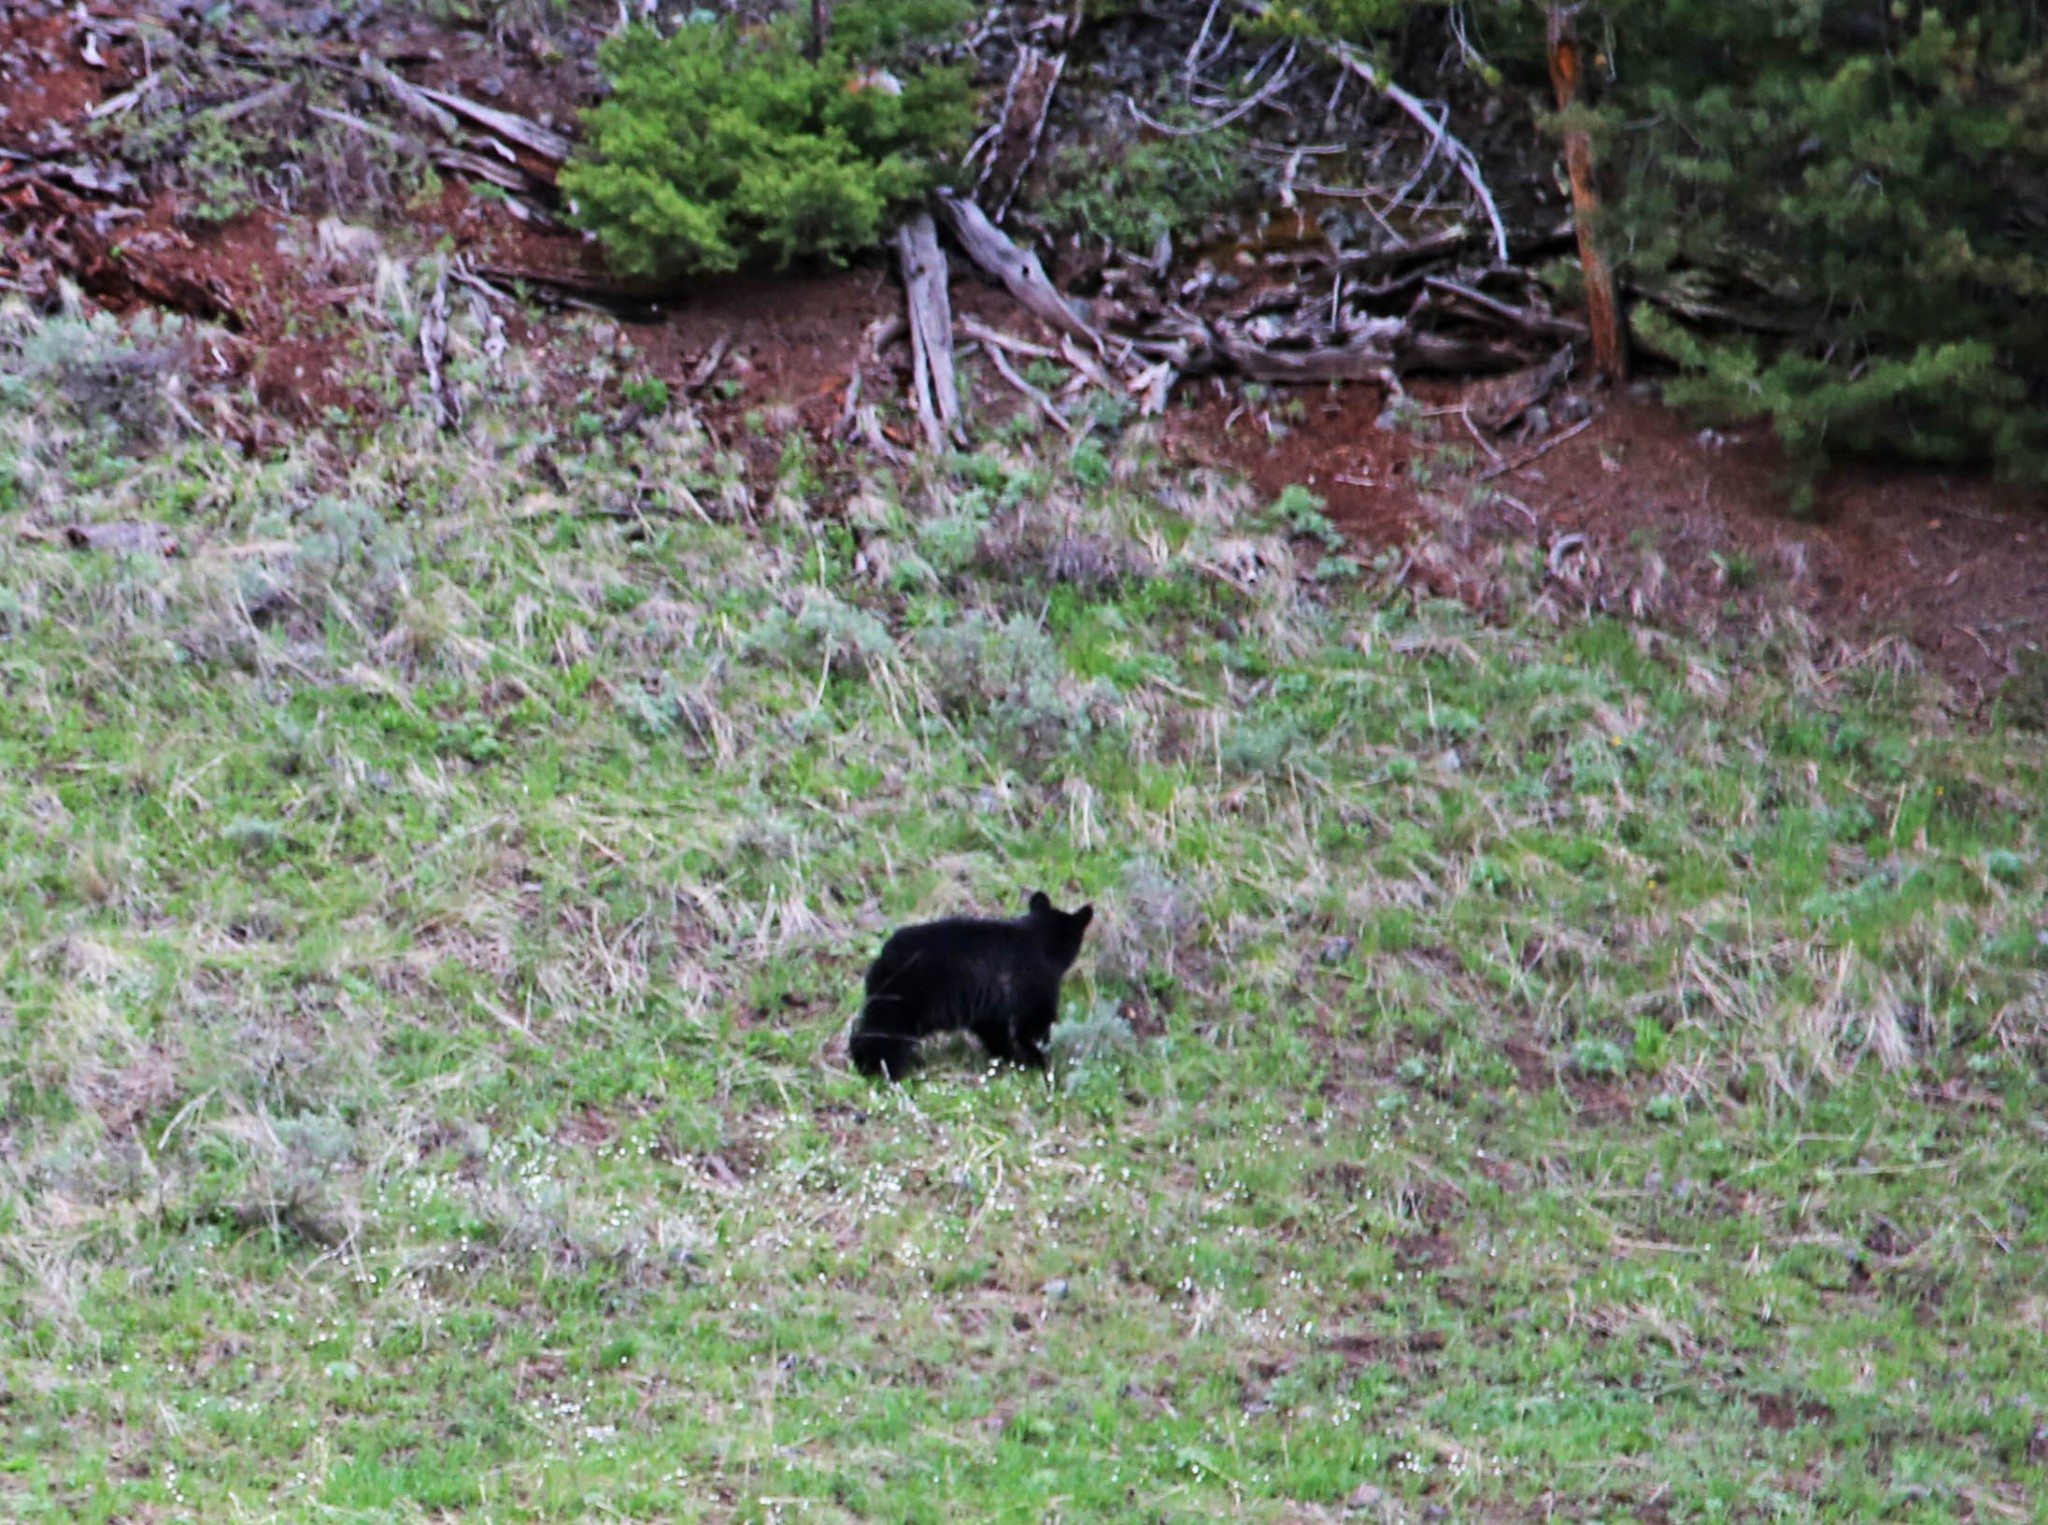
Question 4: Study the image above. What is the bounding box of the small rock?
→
[1042,1278,1070,1301]
[1317,936,1355,966]
[477,73,506,99]
[1697,427,1727,450]
[1345,1483,1386,1510]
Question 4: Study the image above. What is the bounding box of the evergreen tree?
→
[1517,2,2048,495]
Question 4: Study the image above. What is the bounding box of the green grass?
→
[1,295,2045,1524]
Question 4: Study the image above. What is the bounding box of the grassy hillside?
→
[2,295,2045,1524]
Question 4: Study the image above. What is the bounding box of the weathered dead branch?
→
[934,190,1113,358]
[970,46,1068,224]
[1465,346,1576,434]
[405,81,573,164]
[1241,12,1506,266]
[421,262,458,430]
[896,212,965,451]
[974,338,1076,435]
[1478,415,1595,482]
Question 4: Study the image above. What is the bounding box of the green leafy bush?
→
[561,0,976,277]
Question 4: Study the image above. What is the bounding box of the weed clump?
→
[1048,1004,1139,1096]
[1037,126,1256,251]
[920,611,1119,765]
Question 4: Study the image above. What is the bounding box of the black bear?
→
[849,891,1095,1080]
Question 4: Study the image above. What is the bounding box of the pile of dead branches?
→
[880,0,1589,445]
[0,8,573,317]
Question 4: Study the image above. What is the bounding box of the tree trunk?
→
[1546,7,1627,383]
[809,0,831,61]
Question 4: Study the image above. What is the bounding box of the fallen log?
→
[1393,330,1537,375]
[360,51,461,137]
[60,521,184,556]
[1214,326,1400,389]
[308,106,544,196]
[470,262,666,319]
[0,158,137,199]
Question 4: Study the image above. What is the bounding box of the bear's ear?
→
[1072,904,1095,931]
[1028,890,1052,915]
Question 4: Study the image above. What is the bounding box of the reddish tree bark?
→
[1547,8,1628,382]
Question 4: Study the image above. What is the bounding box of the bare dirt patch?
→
[1210,377,2048,695]
[1473,393,2048,696]
[1165,382,1423,550]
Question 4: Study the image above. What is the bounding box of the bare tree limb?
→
[1422,276,1588,342]
[975,339,1076,435]
[1124,41,1298,137]
[683,333,733,396]
[1477,415,1595,481]
[973,47,1067,224]
[1249,12,1507,266]
[405,81,573,162]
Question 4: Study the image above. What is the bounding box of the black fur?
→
[850,891,1095,1080]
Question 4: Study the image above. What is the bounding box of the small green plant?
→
[1569,1037,1628,1079]
[1048,1005,1138,1083]
[1708,548,1759,591]
[563,0,976,277]
[182,114,258,227]
[1265,484,1344,552]
[1023,358,1069,391]
[2,310,191,447]
[622,377,671,414]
